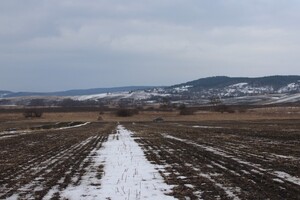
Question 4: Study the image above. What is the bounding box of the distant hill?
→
[168,75,300,96]
[0,90,13,98]
[0,86,154,98]
[170,76,300,91]
[1,76,300,105]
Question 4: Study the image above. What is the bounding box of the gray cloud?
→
[0,0,299,91]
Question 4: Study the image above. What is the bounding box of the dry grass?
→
[0,107,299,123]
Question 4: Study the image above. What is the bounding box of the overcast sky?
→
[1,0,300,92]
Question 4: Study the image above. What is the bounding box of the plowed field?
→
[0,120,299,199]
[125,120,300,199]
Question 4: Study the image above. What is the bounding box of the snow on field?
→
[228,83,248,88]
[5,135,99,200]
[162,134,241,199]
[0,123,90,140]
[73,91,170,101]
[162,134,300,188]
[74,93,120,101]
[60,125,176,200]
[58,122,90,130]
[0,130,30,140]
[192,125,223,129]
[271,153,299,161]
[173,85,192,92]
[273,171,300,186]
[269,93,300,104]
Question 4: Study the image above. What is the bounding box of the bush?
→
[237,107,247,113]
[179,108,195,115]
[116,109,139,117]
[99,111,105,115]
[178,104,186,110]
[145,106,154,111]
[23,110,43,118]
[214,104,235,113]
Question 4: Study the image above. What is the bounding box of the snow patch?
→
[173,85,192,92]
[60,125,176,200]
[58,122,90,130]
[73,91,170,101]
[273,171,300,186]
[192,125,223,129]
[228,83,248,88]
[269,93,300,104]
[162,134,300,188]
[278,82,300,93]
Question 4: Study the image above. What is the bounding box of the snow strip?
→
[192,125,223,129]
[0,122,90,140]
[60,125,176,200]
[271,154,299,160]
[273,171,300,186]
[199,173,240,200]
[58,122,90,130]
[0,130,31,140]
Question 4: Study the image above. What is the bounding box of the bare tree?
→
[209,95,222,106]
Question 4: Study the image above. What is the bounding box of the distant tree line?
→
[27,98,106,107]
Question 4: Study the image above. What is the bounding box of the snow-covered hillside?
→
[72,91,170,101]
[1,76,300,106]
[167,78,300,99]
[0,91,12,98]
[278,81,300,93]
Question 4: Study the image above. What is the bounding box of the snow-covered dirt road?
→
[59,125,176,200]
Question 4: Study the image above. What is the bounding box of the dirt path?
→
[56,125,176,200]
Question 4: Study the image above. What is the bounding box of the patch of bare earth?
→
[125,120,300,200]
[0,122,115,199]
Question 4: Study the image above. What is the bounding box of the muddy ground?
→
[0,122,115,199]
[125,120,300,199]
[0,119,299,199]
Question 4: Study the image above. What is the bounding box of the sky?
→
[1,0,300,92]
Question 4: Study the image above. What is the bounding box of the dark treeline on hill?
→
[170,75,300,90]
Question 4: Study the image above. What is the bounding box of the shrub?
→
[99,111,105,115]
[116,109,139,117]
[237,107,247,113]
[214,104,235,113]
[178,104,186,110]
[179,108,195,115]
[23,110,43,118]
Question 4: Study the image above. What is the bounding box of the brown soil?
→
[0,113,299,199]
[125,120,300,200]
[0,122,115,199]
